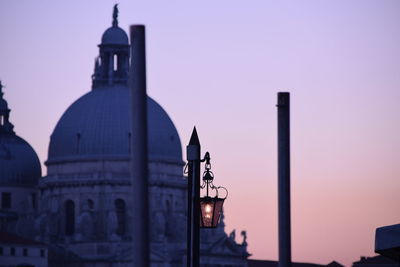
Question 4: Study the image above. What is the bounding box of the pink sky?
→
[1,1,399,266]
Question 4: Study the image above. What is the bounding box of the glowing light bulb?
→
[204,204,212,219]
[206,204,212,212]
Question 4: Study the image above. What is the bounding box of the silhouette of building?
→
[352,255,398,267]
[0,6,248,267]
[248,259,344,267]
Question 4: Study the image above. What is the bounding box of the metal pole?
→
[129,25,149,267]
[277,92,292,267]
[193,149,201,267]
[187,160,193,267]
[187,127,201,267]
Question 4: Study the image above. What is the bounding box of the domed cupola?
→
[0,81,41,187]
[101,6,129,46]
[92,4,130,89]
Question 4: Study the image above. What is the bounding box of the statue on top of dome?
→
[0,81,15,134]
[112,4,119,27]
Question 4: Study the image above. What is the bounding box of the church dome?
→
[101,26,129,45]
[47,86,182,164]
[0,81,41,187]
[0,134,41,187]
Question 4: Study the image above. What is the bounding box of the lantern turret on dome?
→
[92,4,130,89]
[0,81,15,134]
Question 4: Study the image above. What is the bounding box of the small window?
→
[1,192,11,209]
[10,247,15,256]
[40,249,45,257]
[113,54,118,71]
[23,248,28,256]
[0,246,3,255]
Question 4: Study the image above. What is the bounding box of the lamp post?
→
[186,128,201,267]
[186,128,228,267]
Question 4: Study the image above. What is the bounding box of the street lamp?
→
[186,127,228,267]
[199,152,228,228]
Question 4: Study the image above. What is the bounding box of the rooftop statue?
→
[241,230,248,246]
[112,4,119,27]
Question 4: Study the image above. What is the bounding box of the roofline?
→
[0,232,47,247]
[45,155,184,166]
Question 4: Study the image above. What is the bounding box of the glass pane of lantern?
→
[200,198,214,228]
[212,198,224,227]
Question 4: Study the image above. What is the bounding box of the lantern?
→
[199,152,228,228]
[200,196,225,228]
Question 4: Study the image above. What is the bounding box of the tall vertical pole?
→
[187,127,201,267]
[187,160,193,266]
[130,25,149,267]
[277,92,292,267]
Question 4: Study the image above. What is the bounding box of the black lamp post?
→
[186,128,228,267]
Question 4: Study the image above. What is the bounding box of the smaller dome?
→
[101,26,129,45]
[0,134,41,187]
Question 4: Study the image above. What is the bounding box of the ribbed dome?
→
[0,134,41,187]
[47,86,182,164]
[101,26,129,45]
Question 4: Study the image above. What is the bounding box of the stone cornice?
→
[39,174,186,190]
[45,155,184,166]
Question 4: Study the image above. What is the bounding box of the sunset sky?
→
[1,1,399,266]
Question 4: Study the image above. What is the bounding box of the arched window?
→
[65,200,75,236]
[113,54,118,71]
[115,199,126,236]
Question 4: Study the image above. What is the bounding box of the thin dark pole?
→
[129,25,149,267]
[193,151,201,267]
[187,127,201,267]
[277,92,292,267]
[187,161,193,266]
